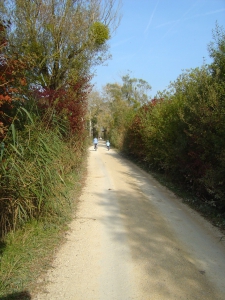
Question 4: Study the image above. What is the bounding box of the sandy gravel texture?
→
[33,140,225,300]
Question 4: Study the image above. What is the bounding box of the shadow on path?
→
[0,291,31,300]
[94,179,224,299]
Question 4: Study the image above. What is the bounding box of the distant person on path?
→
[93,137,98,150]
[106,140,110,151]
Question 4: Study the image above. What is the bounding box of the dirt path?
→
[33,141,225,300]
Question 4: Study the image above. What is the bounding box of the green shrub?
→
[123,66,225,211]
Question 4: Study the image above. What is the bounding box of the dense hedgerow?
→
[119,25,225,212]
[123,65,225,211]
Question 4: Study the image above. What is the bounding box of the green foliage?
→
[208,23,225,84]
[101,74,151,148]
[121,73,151,105]
[89,22,110,48]
[0,0,103,240]
[91,25,225,218]
[123,63,225,211]
[111,25,225,214]
[0,107,88,238]
[2,0,121,90]
[0,2,119,294]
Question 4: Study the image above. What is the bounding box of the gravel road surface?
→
[33,140,225,300]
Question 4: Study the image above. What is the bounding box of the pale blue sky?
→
[92,0,225,98]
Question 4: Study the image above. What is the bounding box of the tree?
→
[208,23,225,84]
[1,0,122,136]
[121,73,151,106]
[87,89,112,137]
[88,90,103,137]
[104,73,151,107]
[2,0,122,89]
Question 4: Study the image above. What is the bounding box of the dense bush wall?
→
[123,66,225,210]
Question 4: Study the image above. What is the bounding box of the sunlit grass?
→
[0,108,88,297]
[0,220,66,296]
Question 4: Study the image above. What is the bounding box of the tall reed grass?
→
[0,105,88,296]
[0,107,88,238]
